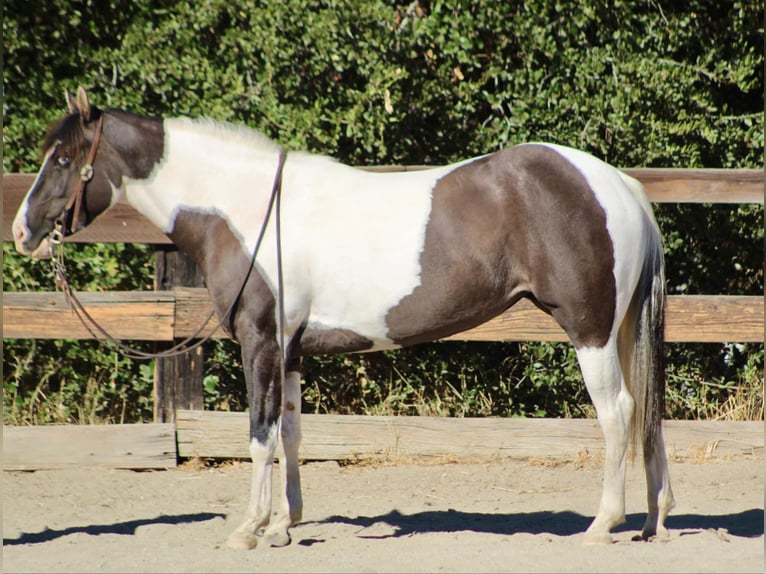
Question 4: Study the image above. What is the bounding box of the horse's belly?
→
[304,272,426,352]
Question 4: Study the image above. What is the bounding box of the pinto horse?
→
[13,87,674,547]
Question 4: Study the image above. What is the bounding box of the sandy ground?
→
[3,455,763,573]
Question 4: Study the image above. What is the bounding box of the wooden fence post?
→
[153,246,206,423]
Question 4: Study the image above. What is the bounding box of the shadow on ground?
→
[3,512,226,546]
[300,508,763,541]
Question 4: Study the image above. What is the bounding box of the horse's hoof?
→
[583,531,614,545]
[640,526,669,541]
[263,529,292,548]
[639,528,655,541]
[226,532,259,550]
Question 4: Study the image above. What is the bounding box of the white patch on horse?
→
[575,343,634,541]
[123,118,476,348]
[532,144,651,337]
[123,118,281,232]
[282,157,467,348]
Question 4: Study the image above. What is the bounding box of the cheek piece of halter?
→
[54,114,105,239]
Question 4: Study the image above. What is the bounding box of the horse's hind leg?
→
[641,426,675,539]
[262,370,303,547]
[576,340,634,544]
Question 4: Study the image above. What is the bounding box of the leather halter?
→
[59,114,105,236]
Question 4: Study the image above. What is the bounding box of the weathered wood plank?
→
[444,299,569,343]
[175,410,763,461]
[354,167,765,204]
[3,416,759,470]
[621,168,764,204]
[4,290,761,343]
[176,287,570,341]
[4,168,763,244]
[172,287,229,339]
[2,423,177,470]
[447,294,763,344]
[173,289,764,343]
[153,248,207,423]
[2,291,176,340]
[663,295,764,343]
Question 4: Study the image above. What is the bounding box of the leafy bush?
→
[3,0,763,424]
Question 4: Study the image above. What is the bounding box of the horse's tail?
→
[618,172,666,457]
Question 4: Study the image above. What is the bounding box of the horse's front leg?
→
[227,340,282,550]
[262,369,303,547]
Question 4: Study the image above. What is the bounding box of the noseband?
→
[56,114,105,237]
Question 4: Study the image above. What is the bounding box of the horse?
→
[12,87,675,548]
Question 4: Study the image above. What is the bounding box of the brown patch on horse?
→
[297,326,374,355]
[385,144,616,349]
[168,211,276,337]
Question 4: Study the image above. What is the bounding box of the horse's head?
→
[12,87,125,258]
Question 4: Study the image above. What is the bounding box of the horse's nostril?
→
[13,225,27,242]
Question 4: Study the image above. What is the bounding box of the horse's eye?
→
[57,156,71,168]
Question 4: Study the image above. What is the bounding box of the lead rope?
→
[274,154,288,393]
[50,149,288,362]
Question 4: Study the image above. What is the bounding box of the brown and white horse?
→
[13,87,674,548]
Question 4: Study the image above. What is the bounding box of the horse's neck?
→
[123,118,282,238]
[106,111,164,178]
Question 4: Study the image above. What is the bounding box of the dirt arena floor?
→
[3,455,763,573]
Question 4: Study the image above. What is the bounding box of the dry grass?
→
[712,380,764,421]
[527,449,605,471]
[338,451,506,468]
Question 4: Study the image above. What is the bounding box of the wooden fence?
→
[2,168,764,469]
[3,413,762,470]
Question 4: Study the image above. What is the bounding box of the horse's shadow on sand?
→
[4,508,761,547]
[2,512,226,546]
[298,508,763,544]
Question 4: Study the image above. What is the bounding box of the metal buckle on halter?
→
[48,220,68,289]
[80,163,94,182]
[50,219,65,245]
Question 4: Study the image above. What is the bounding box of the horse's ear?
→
[64,86,92,120]
[65,88,78,114]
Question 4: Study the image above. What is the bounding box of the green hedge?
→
[3,0,763,424]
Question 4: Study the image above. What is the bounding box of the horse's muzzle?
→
[14,233,54,260]
[28,237,55,259]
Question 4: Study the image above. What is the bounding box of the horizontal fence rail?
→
[3,289,763,343]
[3,414,762,470]
[174,410,764,462]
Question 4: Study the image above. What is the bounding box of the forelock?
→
[40,113,86,160]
